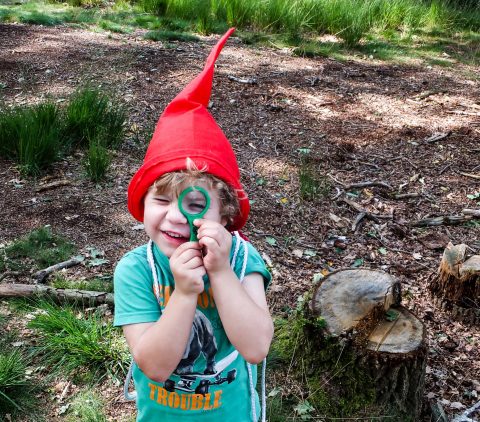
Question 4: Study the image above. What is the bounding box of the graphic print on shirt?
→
[163,309,237,398]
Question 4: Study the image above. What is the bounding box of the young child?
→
[114,28,273,421]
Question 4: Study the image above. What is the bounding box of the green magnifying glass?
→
[178,186,211,242]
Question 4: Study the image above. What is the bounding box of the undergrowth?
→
[66,389,108,421]
[28,301,129,382]
[0,226,76,273]
[0,86,125,180]
[1,0,479,48]
[0,319,40,419]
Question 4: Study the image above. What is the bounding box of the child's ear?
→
[221,216,228,227]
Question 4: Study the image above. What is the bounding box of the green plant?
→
[51,274,114,293]
[29,302,129,381]
[2,226,76,272]
[144,29,199,42]
[298,159,331,201]
[0,102,63,175]
[0,349,30,414]
[67,389,108,422]
[64,86,126,149]
[83,138,111,182]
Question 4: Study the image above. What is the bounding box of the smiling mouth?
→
[162,231,188,241]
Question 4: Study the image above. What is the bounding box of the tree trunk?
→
[0,283,113,307]
[429,243,480,325]
[309,269,426,419]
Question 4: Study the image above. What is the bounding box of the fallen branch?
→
[424,131,451,144]
[412,215,471,227]
[0,284,113,307]
[34,257,83,283]
[346,181,393,190]
[462,209,480,217]
[227,75,257,85]
[35,179,71,193]
[446,110,480,117]
[340,198,393,232]
[459,172,480,180]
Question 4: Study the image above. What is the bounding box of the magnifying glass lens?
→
[181,190,207,215]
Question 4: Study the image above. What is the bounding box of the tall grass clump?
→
[0,325,38,418]
[0,349,31,415]
[298,158,331,201]
[29,302,129,381]
[83,137,112,182]
[0,103,63,176]
[64,86,126,149]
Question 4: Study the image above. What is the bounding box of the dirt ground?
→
[0,22,479,421]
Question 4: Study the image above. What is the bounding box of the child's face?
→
[143,180,227,258]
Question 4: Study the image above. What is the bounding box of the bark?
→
[0,283,113,307]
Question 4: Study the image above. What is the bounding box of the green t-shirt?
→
[114,236,271,421]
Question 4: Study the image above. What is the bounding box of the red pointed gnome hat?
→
[127,28,250,231]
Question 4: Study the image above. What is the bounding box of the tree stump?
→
[428,242,480,325]
[310,269,426,419]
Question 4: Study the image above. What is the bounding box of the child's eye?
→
[154,197,169,204]
[186,202,206,213]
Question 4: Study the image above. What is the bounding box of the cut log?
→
[311,269,401,338]
[363,307,427,420]
[308,269,426,418]
[0,283,113,307]
[429,243,480,325]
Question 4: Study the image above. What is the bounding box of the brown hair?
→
[150,159,240,227]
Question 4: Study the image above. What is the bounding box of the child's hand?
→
[169,242,206,297]
[194,219,232,274]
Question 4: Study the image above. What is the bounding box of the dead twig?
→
[459,172,480,180]
[35,179,71,193]
[340,198,393,232]
[227,75,257,85]
[412,215,472,227]
[424,131,451,144]
[439,162,452,175]
[346,181,393,190]
[462,209,480,217]
[392,193,420,200]
[34,257,83,283]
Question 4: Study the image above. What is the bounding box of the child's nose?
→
[166,202,187,224]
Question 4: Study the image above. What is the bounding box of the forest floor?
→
[0,22,479,421]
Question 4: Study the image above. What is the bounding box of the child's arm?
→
[122,242,204,382]
[195,220,274,363]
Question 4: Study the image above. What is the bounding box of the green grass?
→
[1,227,76,273]
[0,86,125,178]
[298,159,331,201]
[50,274,114,293]
[0,102,63,176]
[83,138,112,182]
[144,29,199,42]
[1,0,478,48]
[0,324,39,418]
[64,86,126,149]
[66,389,108,422]
[28,302,129,381]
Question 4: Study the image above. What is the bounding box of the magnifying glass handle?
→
[190,224,199,242]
